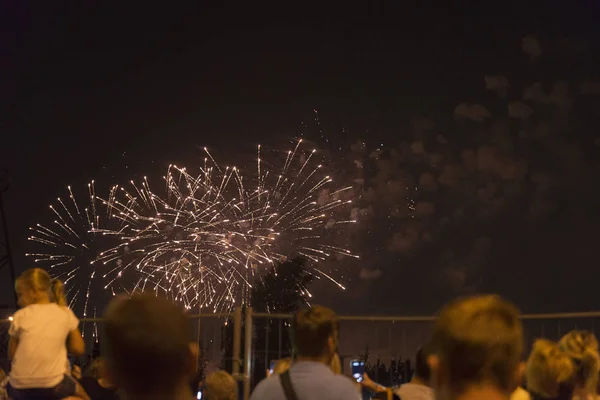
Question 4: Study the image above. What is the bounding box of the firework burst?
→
[26,182,120,338]
[27,140,358,313]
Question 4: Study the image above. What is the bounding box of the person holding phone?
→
[361,347,434,400]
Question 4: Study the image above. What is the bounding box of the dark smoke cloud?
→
[341,35,600,313]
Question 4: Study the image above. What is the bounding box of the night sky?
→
[2,2,600,315]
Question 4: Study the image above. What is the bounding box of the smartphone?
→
[196,390,202,399]
[269,360,277,375]
[351,360,365,382]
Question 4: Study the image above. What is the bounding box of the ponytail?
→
[51,278,67,306]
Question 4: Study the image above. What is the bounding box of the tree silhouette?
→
[251,256,313,313]
[221,256,313,382]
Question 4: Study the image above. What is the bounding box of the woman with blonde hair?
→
[559,330,600,400]
[7,268,87,400]
[526,338,576,400]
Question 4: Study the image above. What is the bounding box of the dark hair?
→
[292,305,339,358]
[104,293,193,396]
[414,346,431,381]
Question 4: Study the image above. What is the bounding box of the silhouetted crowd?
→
[2,267,600,400]
[363,357,414,388]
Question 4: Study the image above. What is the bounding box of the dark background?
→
[2,1,600,315]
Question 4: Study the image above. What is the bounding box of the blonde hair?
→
[526,339,575,398]
[329,353,342,375]
[273,358,292,375]
[430,295,523,393]
[205,370,237,400]
[558,330,600,392]
[17,268,67,306]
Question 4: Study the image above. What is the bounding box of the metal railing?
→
[3,309,600,400]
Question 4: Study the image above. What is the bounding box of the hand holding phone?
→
[351,360,365,382]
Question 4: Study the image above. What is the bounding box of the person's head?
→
[558,330,600,394]
[292,305,339,363]
[413,346,432,384]
[526,339,575,399]
[273,358,292,375]
[87,357,112,382]
[86,357,103,379]
[15,268,67,307]
[104,293,197,399]
[204,370,237,400]
[428,295,524,400]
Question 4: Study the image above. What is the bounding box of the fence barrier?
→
[3,309,600,400]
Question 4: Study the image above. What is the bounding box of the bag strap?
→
[279,370,299,400]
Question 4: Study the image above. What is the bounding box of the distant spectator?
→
[86,357,104,380]
[204,370,237,400]
[559,331,600,400]
[7,268,87,400]
[525,339,575,400]
[362,346,434,400]
[427,295,524,400]
[80,357,120,400]
[104,293,198,400]
[250,305,358,400]
[395,346,434,400]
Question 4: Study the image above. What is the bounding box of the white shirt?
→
[510,387,531,400]
[250,361,359,400]
[9,303,79,389]
[395,382,435,400]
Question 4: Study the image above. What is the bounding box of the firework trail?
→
[27,140,358,313]
[25,182,121,337]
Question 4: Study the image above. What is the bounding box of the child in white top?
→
[7,268,87,399]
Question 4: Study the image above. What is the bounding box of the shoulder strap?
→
[279,370,299,400]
